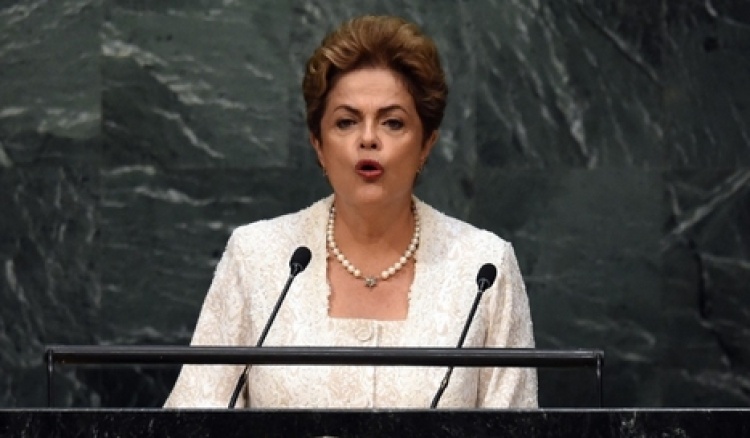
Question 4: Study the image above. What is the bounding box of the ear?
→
[309,131,325,168]
[420,130,439,163]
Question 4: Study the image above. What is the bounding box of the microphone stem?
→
[430,289,484,409]
[257,273,295,346]
[228,272,295,408]
[228,368,249,408]
[456,291,483,349]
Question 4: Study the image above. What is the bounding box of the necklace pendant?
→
[364,277,378,288]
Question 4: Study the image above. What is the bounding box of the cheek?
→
[317,141,349,167]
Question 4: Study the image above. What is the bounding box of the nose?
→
[359,140,378,150]
[359,121,379,150]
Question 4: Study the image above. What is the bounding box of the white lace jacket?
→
[164,196,538,409]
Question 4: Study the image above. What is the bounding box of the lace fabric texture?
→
[164,196,538,408]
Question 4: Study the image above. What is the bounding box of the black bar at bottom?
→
[3,409,748,437]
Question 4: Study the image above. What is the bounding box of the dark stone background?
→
[1,0,748,408]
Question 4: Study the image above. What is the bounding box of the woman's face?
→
[311,67,437,210]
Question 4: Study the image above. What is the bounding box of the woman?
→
[165,15,537,408]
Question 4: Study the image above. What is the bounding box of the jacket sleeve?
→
[478,242,538,408]
[164,230,252,408]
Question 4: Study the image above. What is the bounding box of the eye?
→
[383,118,404,130]
[335,118,356,129]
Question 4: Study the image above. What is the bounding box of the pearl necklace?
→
[327,203,420,288]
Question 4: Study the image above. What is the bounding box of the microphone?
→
[228,246,312,408]
[430,263,497,408]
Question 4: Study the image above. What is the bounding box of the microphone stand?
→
[228,247,311,408]
[430,289,484,408]
[430,264,496,408]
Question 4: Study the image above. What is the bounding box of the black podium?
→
[1,409,749,437]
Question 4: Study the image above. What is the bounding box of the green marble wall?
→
[1,0,749,408]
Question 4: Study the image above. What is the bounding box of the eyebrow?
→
[332,104,408,117]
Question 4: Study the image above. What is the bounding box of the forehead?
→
[326,67,415,109]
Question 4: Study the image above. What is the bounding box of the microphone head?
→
[289,246,312,275]
[476,263,497,292]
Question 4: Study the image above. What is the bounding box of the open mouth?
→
[355,159,384,179]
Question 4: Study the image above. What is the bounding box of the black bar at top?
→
[45,345,602,368]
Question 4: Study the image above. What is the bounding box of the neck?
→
[333,197,415,243]
[334,198,414,256]
[327,195,420,284]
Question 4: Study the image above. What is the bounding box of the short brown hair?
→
[303,15,447,142]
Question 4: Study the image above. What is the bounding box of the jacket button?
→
[355,324,373,342]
